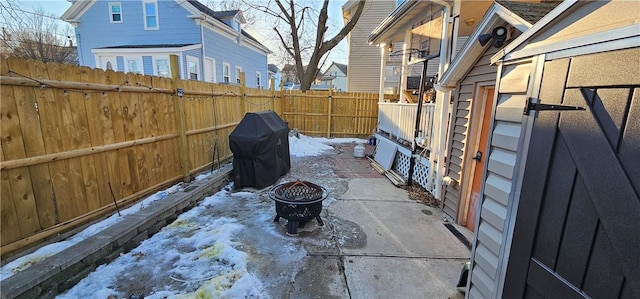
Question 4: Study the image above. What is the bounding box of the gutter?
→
[368,0,420,44]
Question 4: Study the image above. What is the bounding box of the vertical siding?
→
[442,47,498,221]
[468,60,532,299]
[346,1,395,92]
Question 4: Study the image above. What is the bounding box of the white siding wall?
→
[468,60,533,299]
[346,1,395,92]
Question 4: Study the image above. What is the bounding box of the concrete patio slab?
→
[328,198,470,258]
[344,256,465,299]
[340,178,409,201]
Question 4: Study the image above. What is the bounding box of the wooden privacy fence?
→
[0,56,379,257]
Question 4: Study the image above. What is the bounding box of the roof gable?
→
[327,62,348,75]
[489,0,639,64]
[438,1,557,89]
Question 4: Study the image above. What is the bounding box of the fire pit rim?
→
[269,180,328,205]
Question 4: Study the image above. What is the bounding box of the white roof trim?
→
[498,24,640,63]
[437,2,532,89]
[61,0,96,23]
[91,44,202,54]
[490,0,581,64]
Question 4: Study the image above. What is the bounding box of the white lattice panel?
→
[392,151,410,179]
[391,153,433,191]
[414,160,431,191]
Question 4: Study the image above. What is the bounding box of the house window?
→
[235,66,242,84]
[223,62,230,83]
[256,72,262,89]
[109,3,122,23]
[143,0,158,30]
[186,56,199,80]
[126,57,142,74]
[155,58,170,77]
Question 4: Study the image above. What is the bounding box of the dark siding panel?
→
[618,88,640,191]
[532,136,576,269]
[567,47,640,87]
[582,223,626,298]
[524,285,544,299]
[593,88,631,149]
[555,176,598,288]
[527,259,583,299]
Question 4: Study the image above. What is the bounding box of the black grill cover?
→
[229,111,290,189]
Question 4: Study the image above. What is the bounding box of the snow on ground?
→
[288,134,366,157]
[0,183,189,280]
[1,134,356,298]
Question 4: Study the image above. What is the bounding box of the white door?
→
[204,58,215,82]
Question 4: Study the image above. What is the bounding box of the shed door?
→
[503,48,640,298]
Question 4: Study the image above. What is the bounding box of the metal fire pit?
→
[269,180,327,234]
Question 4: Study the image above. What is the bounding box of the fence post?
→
[170,55,191,182]
[327,81,332,138]
[239,72,246,115]
[270,77,275,112]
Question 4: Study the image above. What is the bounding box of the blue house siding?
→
[202,28,267,88]
[64,0,269,86]
[75,0,201,67]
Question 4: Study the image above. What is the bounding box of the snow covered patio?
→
[1,136,470,299]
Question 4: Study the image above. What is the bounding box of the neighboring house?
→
[267,63,281,90]
[321,62,347,92]
[281,64,298,84]
[439,1,640,297]
[366,0,491,202]
[61,0,270,88]
[342,0,395,93]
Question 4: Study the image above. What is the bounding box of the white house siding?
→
[345,1,395,92]
[442,47,498,221]
[468,59,533,299]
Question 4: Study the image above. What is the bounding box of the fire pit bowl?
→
[269,180,327,234]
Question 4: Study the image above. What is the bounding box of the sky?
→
[10,0,351,69]
[0,134,366,298]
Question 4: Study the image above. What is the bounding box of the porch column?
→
[378,44,388,103]
[400,30,412,103]
[432,8,454,199]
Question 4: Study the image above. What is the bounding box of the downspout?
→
[430,0,453,199]
[201,22,205,81]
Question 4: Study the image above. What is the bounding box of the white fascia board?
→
[61,0,96,23]
[512,24,640,62]
[491,0,581,64]
[438,3,532,89]
[91,44,201,55]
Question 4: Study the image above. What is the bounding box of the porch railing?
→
[378,102,436,147]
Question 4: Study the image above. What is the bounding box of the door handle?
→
[473,151,482,161]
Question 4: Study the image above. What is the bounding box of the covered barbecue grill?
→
[229,111,290,189]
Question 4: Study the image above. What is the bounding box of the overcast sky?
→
[11,0,350,69]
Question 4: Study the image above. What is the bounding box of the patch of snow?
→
[2,135,356,295]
